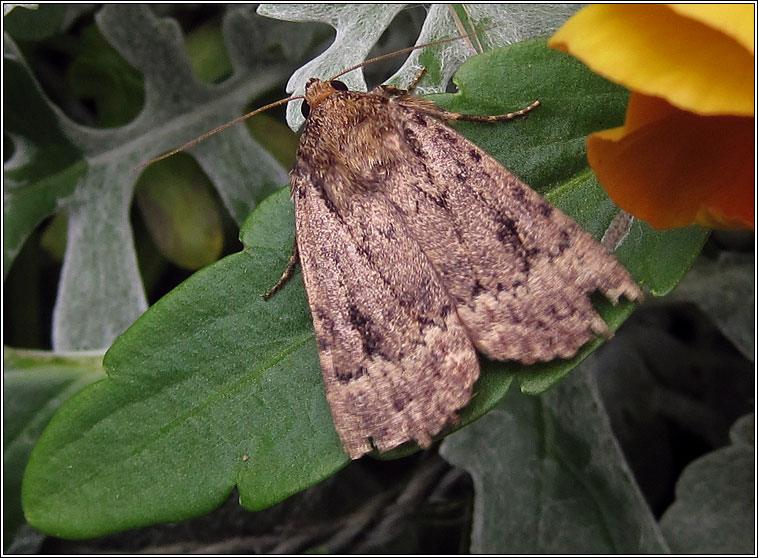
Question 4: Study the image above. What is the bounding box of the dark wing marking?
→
[387,100,643,364]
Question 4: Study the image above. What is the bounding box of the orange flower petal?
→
[587,94,754,230]
[549,4,754,116]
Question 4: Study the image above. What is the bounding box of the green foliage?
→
[441,363,670,554]
[665,251,754,359]
[3,350,106,551]
[5,4,295,351]
[22,192,347,539]
[660,414,754,554]
[134,154,225,270]
[4,3,751,553]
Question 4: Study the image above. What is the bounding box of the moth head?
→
[302,78,349,118]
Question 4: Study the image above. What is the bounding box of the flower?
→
[549,4,754,230]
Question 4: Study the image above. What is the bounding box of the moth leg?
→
[376,67,426,98]
[421,99,541,123]
[377,84,407,97]
[263,242,299,300]
[405,66,427,93]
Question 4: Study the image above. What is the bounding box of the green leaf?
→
[665,251,754,360]
[439,361,669,554]
[3,4,69,41]
[22,192,348,539]
[4,349,105,552]
[660,414,755,553]
[22,36,706,538]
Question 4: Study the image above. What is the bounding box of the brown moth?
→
[283,76,642,460]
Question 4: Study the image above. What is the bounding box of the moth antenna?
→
[328,25,499,82]
[141,25,500,169]
[138,94,305,169]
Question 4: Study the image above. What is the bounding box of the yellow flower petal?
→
[668,4,754,53]
[549,4,754,116]
[587,94,754,230]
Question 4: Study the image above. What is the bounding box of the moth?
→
[273,75,642,460]
[149,38,643,461]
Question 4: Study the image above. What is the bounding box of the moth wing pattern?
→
[291,95,480,458]
[385,95,643,363]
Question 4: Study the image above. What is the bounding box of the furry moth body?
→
[289,77,642,460]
